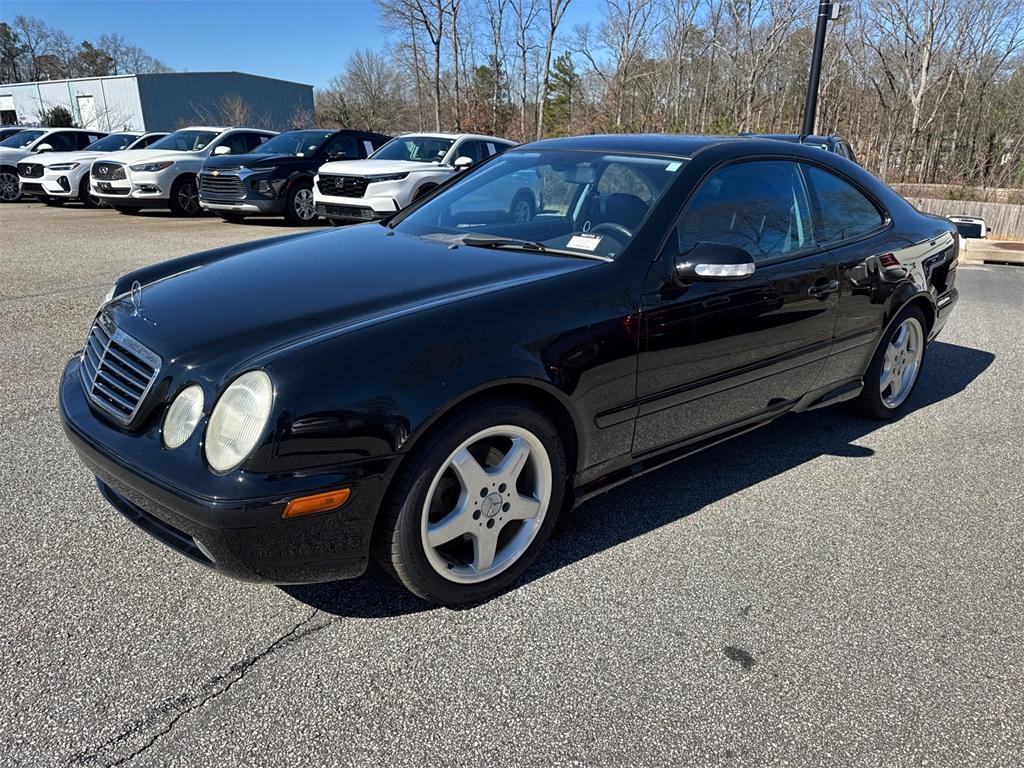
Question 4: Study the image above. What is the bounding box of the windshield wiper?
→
[454,234,612,261]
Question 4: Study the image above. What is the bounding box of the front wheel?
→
[0,170,19,202]
[169,176,201,216]
[852,305,928,419]
[374,399,566,606]
[79,175,105,208]
[284,180,318,225]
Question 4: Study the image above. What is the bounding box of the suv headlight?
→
[204,371,273,472]
[163,385,204,449]
[49,162,80,171]
[366,172,409,182]
[130,160,174,172]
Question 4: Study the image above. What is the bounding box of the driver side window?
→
[673,160,814,263]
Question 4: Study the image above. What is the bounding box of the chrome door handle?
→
[808,279,840,299]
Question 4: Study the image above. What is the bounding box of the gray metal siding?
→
[0,76,144,131]
[135,72,314,132]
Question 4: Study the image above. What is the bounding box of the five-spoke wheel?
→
[375,399,565,606]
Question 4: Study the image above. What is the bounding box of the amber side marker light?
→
[282,488,351,519]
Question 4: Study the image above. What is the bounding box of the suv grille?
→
[92,162,127,181]
[198,171,245,199]
[17,162,43,178]
[80,316,161,425]
[317,175,369,198]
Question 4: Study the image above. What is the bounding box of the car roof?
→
[743,133,845,144]
[522,133,752,158]
[398,132,515,143]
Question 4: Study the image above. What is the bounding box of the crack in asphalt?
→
[68,608,327,767]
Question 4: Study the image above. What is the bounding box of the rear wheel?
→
[0,170,21,202]
[374,399,566,606]
[852,305,928,419]
[510,191,535,222]
[169,175,201,216]
[284,180,317,225]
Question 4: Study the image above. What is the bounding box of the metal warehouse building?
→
[0,71,314,132]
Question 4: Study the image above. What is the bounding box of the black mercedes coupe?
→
[60,135,959,606]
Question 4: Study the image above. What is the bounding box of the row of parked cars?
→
[0,124,531,226]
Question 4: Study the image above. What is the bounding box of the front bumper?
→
[200,198,283,214]
[314,192,398,222]
[59,357,397,584]
[19,170,78,197]
[92,168,174,205]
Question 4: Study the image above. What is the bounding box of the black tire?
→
[41,196,66,207]
[284,180,318,225]
[509,190,536,222]
[169,175,201,216]
[0,169,19,202]
[216,212,246,224]
[113,205,141,215]
[79,175,104,208]
[852,304,929,420]
[412,184,437,202]
[373,398,567,606]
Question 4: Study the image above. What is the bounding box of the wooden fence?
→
[904,197,1024,239]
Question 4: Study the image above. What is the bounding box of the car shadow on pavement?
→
[284,341,994,617]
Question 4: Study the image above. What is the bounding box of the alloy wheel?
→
[178,183,199,213]
[512,198,532,222]
[880,317,924,409]
[294,187,316,221]
[0,172,19,202]
[420,424,552,584]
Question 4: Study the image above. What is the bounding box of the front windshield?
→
[253,130,333,156]
[371,136,455,163]
[0,129,44,148]
[85,133,140,152]
[395,149,687,260]
[147,130,219,152]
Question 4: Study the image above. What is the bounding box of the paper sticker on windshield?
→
[567,233,602,252]
[666,161,682,172]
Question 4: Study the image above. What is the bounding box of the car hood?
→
[34,150,107,166]
[0,147,32,164]
[317,159,441,177]
[101,149,196,165]
[106,225,595,374]
[204,152,305,170]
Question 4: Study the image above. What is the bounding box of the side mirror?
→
[675,242,756,282]
[34,143,53,153]
[213,145,232,155]
[453,156,474,170]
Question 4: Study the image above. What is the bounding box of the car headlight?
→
[49,162,80,171]
[163,385,205,449]
[366,172,409,182]
[130,161,174,172]
[204,371,273,472]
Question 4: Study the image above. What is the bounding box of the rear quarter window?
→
[802,165,885,245]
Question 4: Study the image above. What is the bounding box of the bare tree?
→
[535,0,574,139]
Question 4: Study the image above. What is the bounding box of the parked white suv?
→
[91,126,277,215]
[0,127,106,202]
[313,133,517,224]
[17,132,167,208]
[948,214,988,257]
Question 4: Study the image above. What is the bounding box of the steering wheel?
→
[589,222,633,242]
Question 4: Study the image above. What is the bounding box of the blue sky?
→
[2,0,602,89]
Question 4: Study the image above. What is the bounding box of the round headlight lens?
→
[204,371,273,473]
[163,385,205,449]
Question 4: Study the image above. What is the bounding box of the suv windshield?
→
[0,130,44,148]
[395,149,686,260]
[85,133,140,152]
[148,130,220,152]
[254,130,333,156]
[371,136,455,163]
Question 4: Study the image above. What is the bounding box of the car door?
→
[634,159,840,454]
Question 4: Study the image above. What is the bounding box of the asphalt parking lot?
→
[1,200,1022,767]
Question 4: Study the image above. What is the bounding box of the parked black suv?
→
[741,133,858,164]
[198,129,391,225]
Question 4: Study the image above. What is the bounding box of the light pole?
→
[801,1,841,136]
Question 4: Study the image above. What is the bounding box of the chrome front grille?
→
[317,175,369,198]
[80,317,161,425]
[17,162,43,178]
[198,172,245,199]
[92,162,126,181]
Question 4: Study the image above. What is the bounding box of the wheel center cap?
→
[482,492,503,518]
